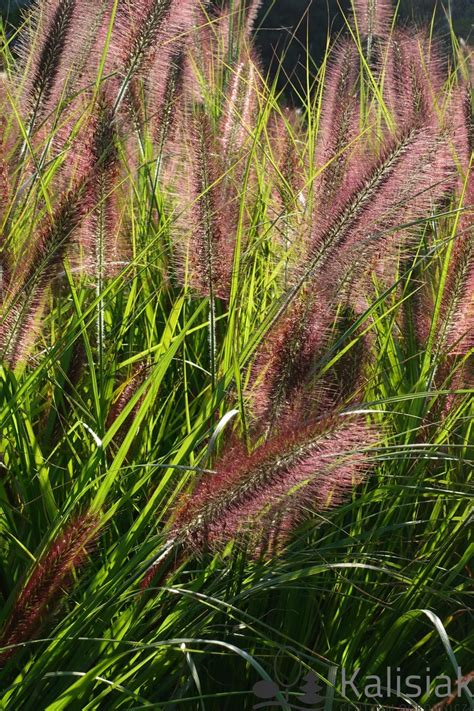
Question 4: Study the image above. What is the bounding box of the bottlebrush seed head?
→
[0,512,99,664]
[310,126,453,285]
[173,107,236,299]
[0,152,9,228]
[18,0,77,117]
[314,40,360,202]
[0,183,87,366]
[106,363,148,440]
[351,0,394,40]
[171,415,379,556]
[248,287,334,429]
[112,0,174,79]
[72,92,128,279]
[220,58,259,157]
[230,0,264,35]
[383,30,445,131]
[443,173,474,355]
[109,0,201,102]
[149,50,186,149]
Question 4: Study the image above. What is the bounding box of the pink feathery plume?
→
[41,1,107,120]
[443,83,473,184]
[170,414,379,557]
[246,29,461,434]
[250,125,454,428]
[0,131,9,225]
[220,0,263,37]
[142,415,378,586]
[0,71,8,108]
[106,363,148,440]
[126,0,200,138]
[184,2,260,109]
[0,512,99,665]
[106,0,173,78]
[443,172,474,355]
[310,126,454,295]
[457,39,473,88]
[9,2,103,205]
[441,359,474,420]
[266,108,307,257]
[351,0,393,40]
[383,30,445,131]
[230,0,264,34]
[74,93,128,279]
[0,133,11,310]
[47,89,97,190]
[245,0,263,33]
[286,309,371,424]
[15,0,78,120]
[347,31,468,317]
[105,0,202,112]
[182,5,219,105]
[348,126,456,316]
[148,50,186,149]
[313,40,361,205]
[411,171,473,357]
[213,52,262,256]
[267,108,304,188]
[210,0,262,74]
[220,54,261,158]
[0,183,86,366]
[173,107,235,299]
[247,286,334,429]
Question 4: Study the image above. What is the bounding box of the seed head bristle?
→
[171,415,379,556]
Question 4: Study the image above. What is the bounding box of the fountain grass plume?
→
[228,0,264,35]
[0,145,9,227]
[143,413,379,586]
[442,171,474,356]
[0,183,87,366]
[169,414,379,557]
[382,30,446,131]
[16,0,77,120]
[0,511,99,665]
[313,39,361,202]
[247,285,335,429]
[249,124,454,429]
[149,50,186,149]
[173,106,236,299]
[245,0,461,432]
[111,0,174,80]
[109,0,203,111]
[75,92,126,279]
[220,56,260,158]
[106,362,148,439]
[351,0,394,43]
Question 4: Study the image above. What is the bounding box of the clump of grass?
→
[0,0,472,708]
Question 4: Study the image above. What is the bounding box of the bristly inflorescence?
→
[0,512,99,665]
[0,183,87,366]
[167,414,379,558]
[20,0,77,118]
[351,0,394,49]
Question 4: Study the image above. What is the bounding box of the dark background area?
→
[1,0,472,95]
